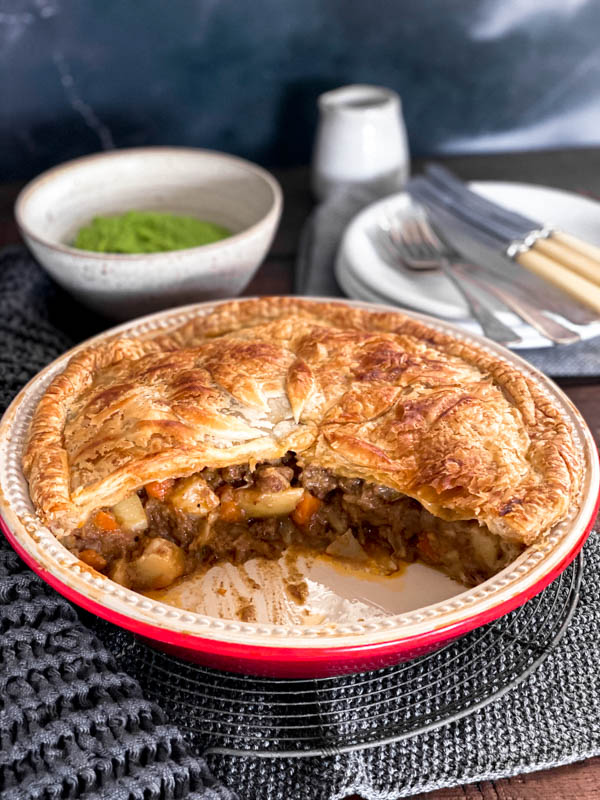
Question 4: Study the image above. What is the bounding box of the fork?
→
[375,215,520,344]
[377,215,580,345]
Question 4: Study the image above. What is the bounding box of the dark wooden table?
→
[2,149,600,799]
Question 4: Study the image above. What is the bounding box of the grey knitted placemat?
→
[296,186,600,378]
[0,247,236,800]
[1,245,600,800]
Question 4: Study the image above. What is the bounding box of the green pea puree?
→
[73,210,231,254]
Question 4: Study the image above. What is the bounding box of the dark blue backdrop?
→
[2,0,600,179]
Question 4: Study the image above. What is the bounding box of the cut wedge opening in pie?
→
[68,453,526,591]
[22,299,582,599]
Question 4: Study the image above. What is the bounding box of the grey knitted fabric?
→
[0,547,235,800]
[89,549,595,800]
[0,247,236,800]
[1,246,599,800]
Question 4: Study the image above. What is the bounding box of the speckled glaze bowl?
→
[0,299,597,678]
[15,148,282,320]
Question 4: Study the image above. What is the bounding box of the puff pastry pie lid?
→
[22,298,582,545]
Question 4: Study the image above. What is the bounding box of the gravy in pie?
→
[70,452,524,592]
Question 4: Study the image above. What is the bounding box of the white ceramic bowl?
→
[15,147,282,320]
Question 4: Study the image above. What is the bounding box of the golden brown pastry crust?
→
[23,298,582,545]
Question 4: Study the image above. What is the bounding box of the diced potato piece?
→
[236,487,304,518]
[169,476,219,516]
[191,518,214,550]
[112,494,148,532]
[324,504,347,534]
[133,538,185,590]
[109,557,131,588]
[326,530,368,562]
[471,528,500,569]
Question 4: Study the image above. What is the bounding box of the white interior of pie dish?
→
[0,298,597,651]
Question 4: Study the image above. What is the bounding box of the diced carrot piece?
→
[146,479,175,501]
[94,509,119,531]
[217,485,245,522]
[217,485,234,500]
[219,499,245,523]
[79,549,108,571]
[291,491,322,527]
[417,532,438,564]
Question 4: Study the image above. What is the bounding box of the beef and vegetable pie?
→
[23,299,582,594]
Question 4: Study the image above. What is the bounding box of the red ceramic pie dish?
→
[0,299,597,678]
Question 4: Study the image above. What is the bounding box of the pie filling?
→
[69,453,524,592]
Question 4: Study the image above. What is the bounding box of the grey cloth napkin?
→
[296,188,600,378]
[295,186,382,297]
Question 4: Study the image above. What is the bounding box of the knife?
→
[425,163,600,266]
[407,179,598,325]
[407,174,600,316]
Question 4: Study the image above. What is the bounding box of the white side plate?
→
[337,181,600,349]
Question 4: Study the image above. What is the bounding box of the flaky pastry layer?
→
[23,298,582,545]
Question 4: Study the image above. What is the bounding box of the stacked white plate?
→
[335,181,600,349]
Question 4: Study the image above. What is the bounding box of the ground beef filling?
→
[73,455,524,591]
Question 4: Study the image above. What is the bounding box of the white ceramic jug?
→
[311,84,410,201]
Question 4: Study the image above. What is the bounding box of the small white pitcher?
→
[311,84,410,201]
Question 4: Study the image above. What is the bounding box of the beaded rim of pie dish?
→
[0,297,597,649]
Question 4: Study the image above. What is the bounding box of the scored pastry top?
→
[23,298,582,544]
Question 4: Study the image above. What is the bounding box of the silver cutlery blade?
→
[450,264,580,345]
[407,179,505,250]
[405,184,600,326]
[407,176,525,245]
[424,163,541,240]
